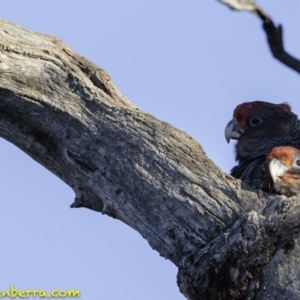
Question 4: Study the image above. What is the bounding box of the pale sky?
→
[0,1,299,299]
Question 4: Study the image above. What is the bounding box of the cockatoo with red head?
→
[225,101,300,189]
[265,146,300,197]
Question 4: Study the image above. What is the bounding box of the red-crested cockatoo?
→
[225,101,300,189]
[265,146,300,197]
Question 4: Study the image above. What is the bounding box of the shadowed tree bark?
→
[1,17,300,300]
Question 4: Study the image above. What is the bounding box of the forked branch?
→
[218,0,300,74]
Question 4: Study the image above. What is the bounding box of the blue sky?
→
[0,1,299,299]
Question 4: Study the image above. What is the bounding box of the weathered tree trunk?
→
[0,19,299,299]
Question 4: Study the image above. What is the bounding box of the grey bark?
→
[0,19,299,299]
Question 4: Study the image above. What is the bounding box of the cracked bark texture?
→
[0,19,300,300]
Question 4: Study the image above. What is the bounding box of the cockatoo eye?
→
[296,160,300,167]
[249,116,262,127]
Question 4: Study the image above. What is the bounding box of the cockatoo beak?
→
[224,119,244,143]
[268,158,288,184]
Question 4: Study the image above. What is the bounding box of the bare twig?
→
[219,0,269,21]
[262,21,300,73]
[218,0,300,74]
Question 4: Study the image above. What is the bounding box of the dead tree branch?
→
[1,19,300,299]
[218,0,300,74]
